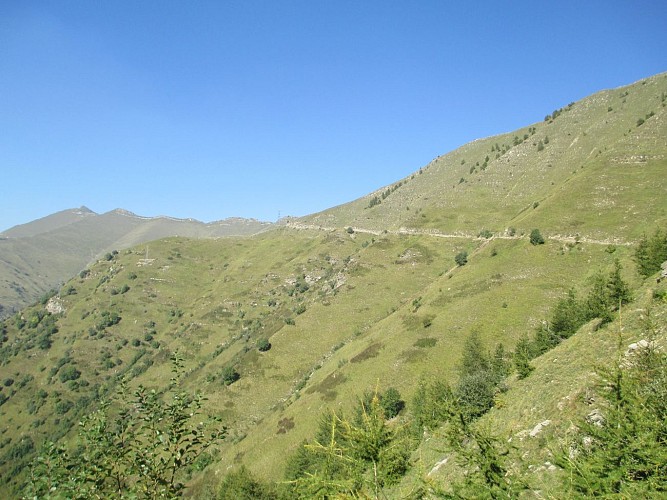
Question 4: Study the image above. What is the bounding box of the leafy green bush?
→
[257,338,271,352]
[380,387,404,419]
[96,311,121,331]
[529,229,545,245]
[456,371,498,420]
[455,251,468,266]
[54,399,73,415]
[58,365,81,383]
[294,304,306,315]
[218,466,277,499]
[25,353,226,498]
[221,366,240,386]
[7,436,34,461]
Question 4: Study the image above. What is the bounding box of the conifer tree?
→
[445,416,525,498]
[458,331,490,376]
[634,229,667,277]
[456,331,498,421]
[513,336,535,379]
[287,395,410,498]
[557,329,667,495]
[551,288,584,337]
[607,259,631,308]
[584,271,613,324]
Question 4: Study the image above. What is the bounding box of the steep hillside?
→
[300,73,667,241]
[0,209,272,317]
[0,73,666,497]
[399,271,667,498]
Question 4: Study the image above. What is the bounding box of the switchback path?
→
[284,222,633,247]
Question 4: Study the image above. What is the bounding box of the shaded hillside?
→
[0,208,272,317]
[0,206,97,238]
[0,72,666,497]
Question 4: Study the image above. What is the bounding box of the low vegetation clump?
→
[529,228,545,245]
[454,250,468,267]
[221,366,240,386]
[257,338,271,352]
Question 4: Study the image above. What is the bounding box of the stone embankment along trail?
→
[284,222,633,247]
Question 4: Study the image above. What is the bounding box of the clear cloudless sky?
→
[1,1,666,230]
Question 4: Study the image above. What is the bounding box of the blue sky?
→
[1,1,666,231]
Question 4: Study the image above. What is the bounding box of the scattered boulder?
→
[529,420,552,438]
[46,296,65,315]
[627,339,650,352]
[530,461,558,473]
[586,409,604,427]
[623,339,661,367]
[658,261,667,282]
[428,456,450,476]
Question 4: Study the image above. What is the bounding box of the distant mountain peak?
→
[76,206,95,215]
[108,208,139,217]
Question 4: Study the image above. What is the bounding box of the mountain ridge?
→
[0,206,272,237]
[0,208,273,317]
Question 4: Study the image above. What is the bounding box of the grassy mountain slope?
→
[300,73,667,241]
[220,236,641,485]
[402,274,667,498]
[0,209,272,317]
[0,72,666,497]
